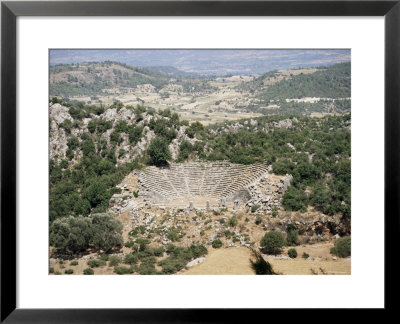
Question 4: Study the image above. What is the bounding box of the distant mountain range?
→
[50,49,350,76]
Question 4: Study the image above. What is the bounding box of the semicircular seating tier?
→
[137,161,268,203]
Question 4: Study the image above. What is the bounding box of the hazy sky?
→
[50,49,350,75]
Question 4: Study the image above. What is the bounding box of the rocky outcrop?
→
[49,103,73,160]
[274,212,350,238]
[49,103,164,164]
[186,257,206,268]
[50,103,73,124]
[246,174,293,213]
[168,126,199,161]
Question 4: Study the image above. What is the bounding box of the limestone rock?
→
[186,257,206,268]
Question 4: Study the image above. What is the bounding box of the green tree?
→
[95,159,115,176]
[87,120,96,133]
[90,213,123,252]
[186,121,204,138]
[286,224,299,246]
[282,186,308,212]
[330,236,351,258]
[147,137,171,166]
[84,180,110,208]
[260,231,285,255]
[178,140,194,162]
[81,138,96,157]
[73,198,91,216]
[310,182,330,213]
[49,216,92,253]
[288,248,298,259]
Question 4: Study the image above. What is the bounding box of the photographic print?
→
[48,49,351,275]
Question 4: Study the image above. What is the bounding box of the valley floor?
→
[49,241,350,276]
[181,243,351,275]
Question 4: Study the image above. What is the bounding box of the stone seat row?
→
[137,162,268,202]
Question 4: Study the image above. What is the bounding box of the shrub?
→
[118,148,126,158]
[99,254,110,261]
[229,216,238,227]
[166,226,183,242]
[64,269,74,274]
[251,205,261,213]
[152,247,164,257]
[109,256,122,267]
[49,267,54,273]
[330,236,351,258]
[124,241,135,248]
[59,119,72,134]
[124,253,138,265]
[88,120,96,133]
[249,249,277,275]
[158,257,186,274]
[288,248,298,259]
[70,260,78,266]
[87,259,106,268]
[83,268,94,275]
[138,257,157,275]
[159,244,207,274]
[190,244,207,258]
[302,252,310,259]
[212,239,223,249]
[255,215,262,225]
[166,243,177,254]
[114,266,134,275]
[260,231,285,255]
[286,229,299,246]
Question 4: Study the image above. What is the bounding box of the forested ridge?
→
[257,63,351,102]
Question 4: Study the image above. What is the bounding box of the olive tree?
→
[50,213,123,254]
[50,216,92,253]
[90,213,123,252]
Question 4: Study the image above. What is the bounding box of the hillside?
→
[147,66,199,78]
[257,62,351,101]
[50,99,350,221]
[50,61,172,97]
[49,99,351,275]
[50,62,351,121]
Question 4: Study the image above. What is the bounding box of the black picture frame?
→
[1,0,399,322]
